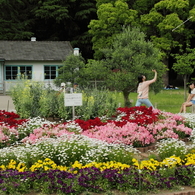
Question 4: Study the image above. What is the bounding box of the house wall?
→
[0,62,4,93]
[3,61,63,92]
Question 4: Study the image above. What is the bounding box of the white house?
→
[0,38,73,94]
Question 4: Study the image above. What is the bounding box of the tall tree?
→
[0,0,97,59]
[0,0,35,39]
[33,0,97,59]
[88,0,138,59]
[140,0,195,84]
[173,48,195,99]
[83,59,108,88]
[54,54,86,87]
[101,27,166,106]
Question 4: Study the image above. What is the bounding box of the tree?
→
[54,54,86,87]
[140,0,195,84]
[88,0,138,59]
[0,0,97,59]
[0,0,35,39]
[173,48,195,99]
[33,0,97,59]
[83,59,108,88]
[101,27,166,106]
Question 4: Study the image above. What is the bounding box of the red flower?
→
[114,106,159,126]
[0,110,28,128]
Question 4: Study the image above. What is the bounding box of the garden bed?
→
[23,185,195,195]
[1,108,195,195]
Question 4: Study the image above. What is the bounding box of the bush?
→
[10,80,118,120]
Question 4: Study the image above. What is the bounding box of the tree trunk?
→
[122,90,131,107]
[162,58,169,86]
[183,74,190,101]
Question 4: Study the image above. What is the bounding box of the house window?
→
[5,66,32,80]
[44,65,60,79]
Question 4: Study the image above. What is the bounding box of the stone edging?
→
[173,191,195,195]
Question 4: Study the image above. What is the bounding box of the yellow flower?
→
[160,156,182,168]
[184,153,195,165]
[0,165,6,171]
[44,166,50,171]
[72,161,83,169]
[57,165,68,172]
[16,162,26,172]
[29,165,36,172]
[6,159,17,170]
[38,160,43,163]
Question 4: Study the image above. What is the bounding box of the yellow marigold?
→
[29,165,37,172]
[82,162,99,169]
[10,159,17,164]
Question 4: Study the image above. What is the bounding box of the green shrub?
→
[10,80,119,120]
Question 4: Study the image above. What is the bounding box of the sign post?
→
[64,93,82,119]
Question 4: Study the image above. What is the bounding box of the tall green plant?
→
[74,88,118,120]
[10,80,63,119]
[10,80,119,120]
[10,80,41,118]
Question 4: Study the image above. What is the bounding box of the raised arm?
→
[152,69,157,82]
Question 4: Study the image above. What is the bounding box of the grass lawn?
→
[117,88,191,114]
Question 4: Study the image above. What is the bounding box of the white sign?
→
[64,93,82,106]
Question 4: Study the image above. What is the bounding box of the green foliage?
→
[173,48,195,76]
[75,88,118,120]
[34,0,69,22]
[172,48,195,95]
[54,54,86,87]
[154,0,189,15]
[132,0,158,15]
[83,59,108,88]
[10,80,118,120]
[39,88,63,118]
[139,0,195,73]
[101,26,166,106]
[10,80,62,119]
[88,0,138,59]
[0,0,34,39]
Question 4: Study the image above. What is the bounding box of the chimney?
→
[73,48,80,56]
[31,37,36,41]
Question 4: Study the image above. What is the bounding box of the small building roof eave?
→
[0,58,5,62]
